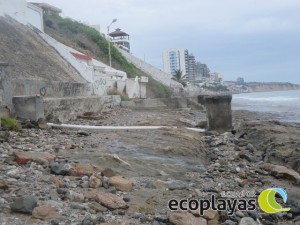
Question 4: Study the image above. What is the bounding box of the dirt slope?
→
[0,17,86,83]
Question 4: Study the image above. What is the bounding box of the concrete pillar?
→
[204,95,232,133]
[12,96,44,121]
[0,62,14,108]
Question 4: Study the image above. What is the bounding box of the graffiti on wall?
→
[39,86,47,96]
[19,80,88,97]
[93,78,107,90]
[92,78,108,95]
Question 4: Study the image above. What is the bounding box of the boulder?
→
[102,168,116,178]
[32,205,60,220]
[69,163,100,177]
[14,152,56,165]
[203,209,219,221]
[108,176,133,192]
[50,162,70,175]
[168,212,207,225]
[261,163,300,183]
[96,192,126,209]
[10,195,37,214]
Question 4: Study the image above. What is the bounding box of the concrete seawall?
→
[121,97,204,110]
[44,95,121,123]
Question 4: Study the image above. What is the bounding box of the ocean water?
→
[232,90,300,123]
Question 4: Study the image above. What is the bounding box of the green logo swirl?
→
[258,188,291,213]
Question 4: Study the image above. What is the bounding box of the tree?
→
[172,69,187,87]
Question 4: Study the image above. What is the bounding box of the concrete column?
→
[204,95,232,133]
[13,96,44,121]
[0,62,13,108]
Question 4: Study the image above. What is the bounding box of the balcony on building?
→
[109,28,130,52]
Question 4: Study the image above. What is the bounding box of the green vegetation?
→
[107,89,129,101]
[147,76,171,98]
[1,117,21,130]
[43,13,171,98]
[172,69,187,87]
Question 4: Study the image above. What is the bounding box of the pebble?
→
[88,202,107,212]
[123,196,130,202]
[70,202,86,210]
[66,190,85,202]
[239,217,258,225]
[50,162,70,175]
[235,211,245,218]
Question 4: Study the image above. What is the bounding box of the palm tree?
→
[172,69,187,87]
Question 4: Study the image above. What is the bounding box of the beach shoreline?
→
[0,107,299,225]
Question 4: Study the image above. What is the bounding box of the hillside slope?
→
[43,14,171,98]
[0,17,86,83]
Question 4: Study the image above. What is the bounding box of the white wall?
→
[39,30,131,98]
[40,32,94,82]
[0,0,27,24]
[0,0,43,31]
[26,3,43,31]
[118,48,183,94]
[126,77,140,99]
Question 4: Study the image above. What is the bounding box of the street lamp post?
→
[107,18,117,69]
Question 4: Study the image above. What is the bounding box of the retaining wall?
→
[117,48,183,93]
[121,97,204,110]
[44,95,121,122]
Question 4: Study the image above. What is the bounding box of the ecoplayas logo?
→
[168,188,290,216]
[258,188,290,214]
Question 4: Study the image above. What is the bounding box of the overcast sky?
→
[29,0,300,83]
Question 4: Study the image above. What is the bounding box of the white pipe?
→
[186,127,206,132]
[47,123,205,132]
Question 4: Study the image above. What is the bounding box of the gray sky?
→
[30,0,300,83]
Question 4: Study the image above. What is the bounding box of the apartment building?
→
[162,48,189,78]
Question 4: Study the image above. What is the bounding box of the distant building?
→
[109,28,130,52]
[187,54,196,84]
[31,3,62,15]
[237,77,245,85]
[195,62,210,83]
[162,48,189,78]
[210,72,223,83]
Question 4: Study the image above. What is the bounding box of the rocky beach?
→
[0,107,299,225]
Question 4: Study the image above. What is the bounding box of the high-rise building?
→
[163,49,189,78]
[187,54,196,84]
[195,62,210,83]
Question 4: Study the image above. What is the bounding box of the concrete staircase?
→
[117,48,183,93]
